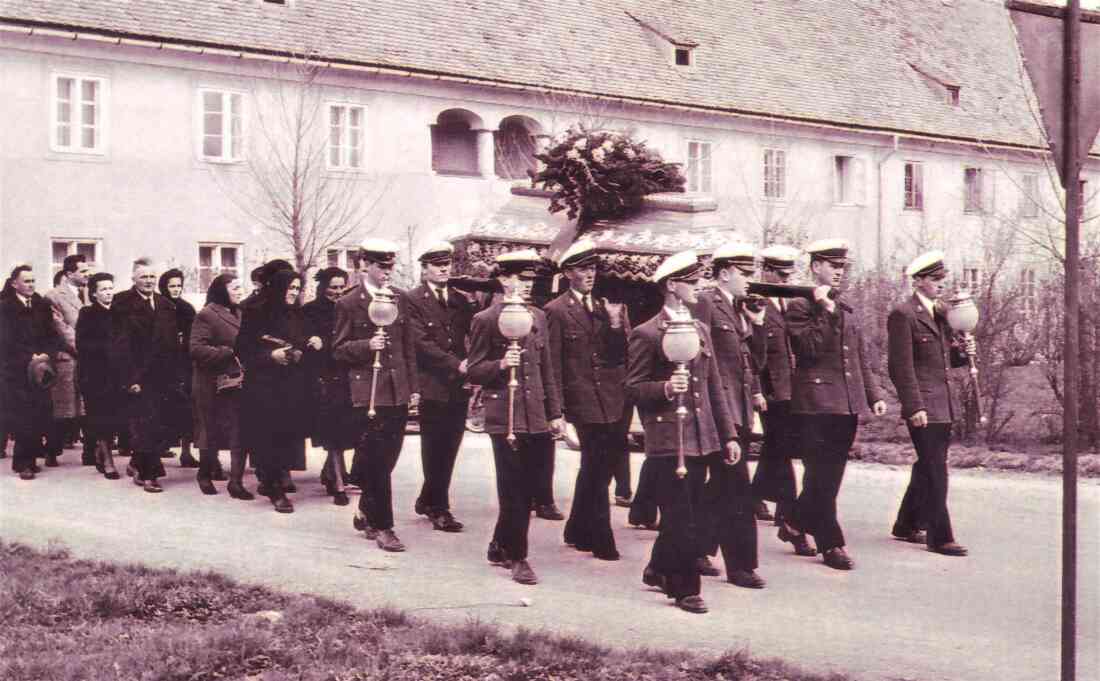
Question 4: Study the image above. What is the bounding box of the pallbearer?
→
[785,239,886,570]
[887,250,971,556]
[467,250,563,585]
[407,242,477,532]
[627,250,738,613]
[751,245,816,557]
[334,238,419,552]
[547,239,629,561]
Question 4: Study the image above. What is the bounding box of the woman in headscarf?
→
[75,272,126,479]
[159,269,200,470]
[236,269,310,513]
[190,273,251,498]
[303,266,351,505]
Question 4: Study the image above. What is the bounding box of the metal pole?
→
[1062,3,1081,680]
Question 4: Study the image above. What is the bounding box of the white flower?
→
[601,140,615,152]
[623,147,636,159]
[573,137,588,150]
[566,149,581,160]
[592,148,606,163]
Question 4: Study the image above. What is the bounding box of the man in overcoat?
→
[626,250,739,614]
[467,250,564,585]
[334,238,419,552]
[406,242,476,533]
[45,253,91,466]
[785,239,886,570]
[0,265,63,479]
[887,251,971,556]
[547,239,630,561]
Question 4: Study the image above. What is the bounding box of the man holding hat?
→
[467,249,564,585]
[626,250,739,613]
[785,239,886,570]
[547,239,630,561]
[406,241,477,533]
[887,251,972,557]
[334,238,419,552]
[752,245,816,557]
[691,241,768,588]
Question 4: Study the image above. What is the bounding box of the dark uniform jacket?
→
[0,292,63,437]
[406,282,476,403]
[626,308,737,458]
[887,294,968,423]
[332,287,419,408]
[785,297,885,416]
[760,299,795,403]
[691,288,765,431]
[467,302,561,435]
[545,290,628,425]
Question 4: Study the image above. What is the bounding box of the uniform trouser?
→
[752,400,799,521]
[647,456,707,600]
[628,457,660,526]
[491,432,554,562]
[609,406,633,499]
[792,414,858,553]
[416,398,469,514]
[353,406,409,531]
[563,422,620,555]
[895,423,955,547]
[704,447,759,571]
[255,439,301,486]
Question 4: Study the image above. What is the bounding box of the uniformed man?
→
[407,242,476,533]
[334,238,420,552]
[626,250,739,614]
[691,242,767,589]
[467,250,564,585]
[887,251,971,557]
[785,239,886,570]
[751,245,816,557]
[547,239,629,561]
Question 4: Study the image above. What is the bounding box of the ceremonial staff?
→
[366,289,398,418]
[662,314,700,478]
[945,290,986,425]
[498,293,534,448]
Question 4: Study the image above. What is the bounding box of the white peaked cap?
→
[652,249,702,283]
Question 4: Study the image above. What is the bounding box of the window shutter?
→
[852,157,867,205]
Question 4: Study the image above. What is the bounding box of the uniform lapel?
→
[912,294,940,336]
[566,292,594,333]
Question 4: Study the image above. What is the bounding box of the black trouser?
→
[610,406,633,499]
[629,456,660,526]
[490,432,554,562]
[352,406,409,531]
[563,422,620,556]
[12,435,44,472]
[895,423,955,547]
[752,400,799,521]
[704,447,759,572]
[647,456,707,600]
[792,414,858,553]
[416,398,469,514]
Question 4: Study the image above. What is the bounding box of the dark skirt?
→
[310,374,356,451]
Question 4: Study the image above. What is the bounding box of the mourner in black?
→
[159,269,200,470]
[691,242,767,589]
[0,265,63,480]
[75,273,126,480]
[785,239,886,570]
[407,242,476,532]
[334,238,419,552]
[547,239,630,561]
[887,251,972,557]
[751,245,816,557]
[627,250,739,614]
[467,250,564,585]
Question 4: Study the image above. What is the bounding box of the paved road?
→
[1,435,1097,681]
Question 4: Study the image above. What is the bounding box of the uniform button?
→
[845,372,851,377]
[694,392,701,398]
[843,345,849,350]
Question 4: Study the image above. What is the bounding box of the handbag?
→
[215,357,244,394]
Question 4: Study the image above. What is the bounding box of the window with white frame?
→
[199,90,244,162]
[686,141,712,193]
[961,266,982,293]
[326,247,359,270]
[833,155,865,204]
[1020,268,1037,315]
[52,75,106,153]
[328,104,365,170]
[51,239,100,277]
[964,167,995,214]
[763,149,786,199]
[904,161,924,211]
[198,243,241,292]
[1019,173,1040,218]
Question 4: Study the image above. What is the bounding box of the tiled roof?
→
[0,0,1086,153]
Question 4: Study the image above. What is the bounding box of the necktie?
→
[149,295,155,311]
[436,286,446,307]
[779,298,787,313]
[583,294,592,314]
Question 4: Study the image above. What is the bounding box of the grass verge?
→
[0,540,849,681]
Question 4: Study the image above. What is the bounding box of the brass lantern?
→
[366,289,399,418]
[661,315,701,478]
[945,290,985,424]
[498,293,534,448]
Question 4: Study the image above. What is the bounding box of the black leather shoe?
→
[45,454,59,468]
[18,469,35,481]
[511,560,538,585]
[197,476,217,496]
[675,595,708,614]
[614,495,632,508]
[753,500,774,521]
[892,527,927,544]
[30,463,42,473]
[272,495,294,513]
[822,547,854,570]
[642,566,666,591]
[696,556,721,577]
[535,504,564,520]
[376,529,406,552]
[593,549,620,561]
[179,451,199,468]
[414,499,432,517]
[431,511,463,532]
[333,491,349,506]
[778,524,817,557]
[353,512,368,532]
[227,481,254,500]
[103,467,120,481]
[282,479,297,494]
[728,569,766,589]
[487,541,508,566]
[929,542,968,556]
[143,479,163,493]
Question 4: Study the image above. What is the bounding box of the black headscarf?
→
[314,266,349,300]
[264,269,301,311]
[159,269,185,298]
[205,273,239,311]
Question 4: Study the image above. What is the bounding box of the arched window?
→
[494,116,540,179]
[431,109,481,176]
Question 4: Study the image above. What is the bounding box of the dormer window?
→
[946,85,960,106]
[674,47,692,67]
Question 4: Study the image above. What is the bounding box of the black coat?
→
[691,289,765,431]
[406,283,476,403]
[236,301,310,450]
[759,299,795,403]
[302,296,354,449]
[887,294,968,423]
[0,293,63,439]
[113,288,180,452]
[332,288,419,408]
[75,302,128,433]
